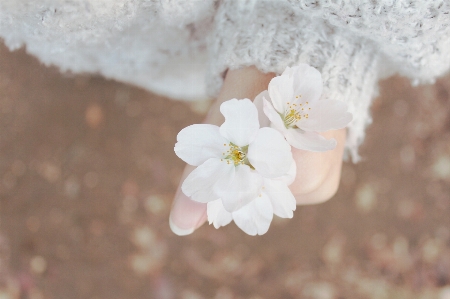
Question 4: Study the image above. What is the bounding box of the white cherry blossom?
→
[174,98,294,214]
[257,64,353,152]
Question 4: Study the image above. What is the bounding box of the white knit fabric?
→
[1,0,449,161]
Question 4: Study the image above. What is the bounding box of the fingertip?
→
[169,216,195,236]
[169,191,207,236]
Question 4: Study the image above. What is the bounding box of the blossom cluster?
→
[174,64,352,235]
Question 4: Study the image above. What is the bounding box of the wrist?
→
[206,67,275,125]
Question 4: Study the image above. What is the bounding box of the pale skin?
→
[169,66,346,235]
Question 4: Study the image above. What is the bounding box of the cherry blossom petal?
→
[263,99,287,133]
[284,129,337,152]
[219,98,259,147]
[253,90,271,128]
[213,164,263,212]
[175,124,229,166]
[298,100,353,132]
[281,65,295,77]
[232,193,273,236]
[182,158,229,203]
[272,158,297,186]
[207,199,232,229]
[247,127,292,178]
[268,74,294,113]
[263,178,296,218]
[290,64,323,103]
[189,187,218,204]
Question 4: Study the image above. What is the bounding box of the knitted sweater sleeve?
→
[207,0,450,162]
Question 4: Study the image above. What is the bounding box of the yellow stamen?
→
[283,101,313,128]
[223,143,249,166]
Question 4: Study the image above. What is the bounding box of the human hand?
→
[169,66,346,235]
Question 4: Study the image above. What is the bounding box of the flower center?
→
[283,98,311,128]
[221,143,253,168]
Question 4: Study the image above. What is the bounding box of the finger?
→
[291,128,346,205]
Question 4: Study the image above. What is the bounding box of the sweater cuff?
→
[206,0,380,162]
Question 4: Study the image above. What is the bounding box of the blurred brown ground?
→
[0,42,449,299]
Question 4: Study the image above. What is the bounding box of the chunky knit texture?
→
[1,0,449,161]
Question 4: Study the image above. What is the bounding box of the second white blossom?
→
[257,64,353,152]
